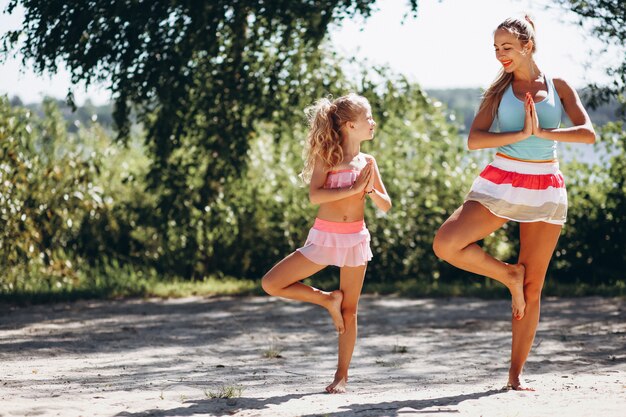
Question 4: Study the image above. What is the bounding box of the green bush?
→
[556,122,626,285]
[200,75,515,286]
[0,97,153,295]
[0,97,101,291]
[0,83,623,301]
[204,81,624,290]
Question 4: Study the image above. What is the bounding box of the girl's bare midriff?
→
[316,193,366,223]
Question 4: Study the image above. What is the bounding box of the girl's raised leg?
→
[433,201,527,319]
[261,251,345,333]
[326,263,367,393]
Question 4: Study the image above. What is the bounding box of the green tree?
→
[3,0,623,284]
[553,0,626,118]
[2,0,423,276]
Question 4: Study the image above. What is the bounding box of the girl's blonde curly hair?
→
[300,93,370,183]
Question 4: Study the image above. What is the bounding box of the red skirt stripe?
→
[479,165,565,190]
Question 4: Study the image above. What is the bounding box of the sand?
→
[0,295,624,417]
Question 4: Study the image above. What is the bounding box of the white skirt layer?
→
[296,222,373,267]
[465,155,567,225]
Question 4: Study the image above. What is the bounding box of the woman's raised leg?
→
[433,201,526,319]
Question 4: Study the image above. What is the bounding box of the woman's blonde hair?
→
[300,93,370,183]
[478,15,537,120]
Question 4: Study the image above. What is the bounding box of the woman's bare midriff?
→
[316,192,366,223]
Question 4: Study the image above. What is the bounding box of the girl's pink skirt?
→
[296,218,373,267]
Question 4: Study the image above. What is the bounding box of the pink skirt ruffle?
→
[296,218,373,267]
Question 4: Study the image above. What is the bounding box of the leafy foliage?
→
[0,0,623,299]
[201,70,518,285]
[0,97,105,291]
[556,122,626,284]
[553,0,626,118]
[0,96,154,294]
[0,86,624,299]
[1,0,386,175]
[1,1,422,278]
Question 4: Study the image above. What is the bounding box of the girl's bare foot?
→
[505,375,535,391]
[327,290,345,334]
[325,374,348,394]
[505,264,526,320]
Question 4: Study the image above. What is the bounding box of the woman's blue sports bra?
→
[492,75,563,161]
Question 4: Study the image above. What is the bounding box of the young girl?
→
[432,15,595,390]
[261,93,391,394]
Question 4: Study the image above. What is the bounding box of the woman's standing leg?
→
[262,251,345,333]
[433,201,527,318]
[508,221,562,389]
[325,263,367,393]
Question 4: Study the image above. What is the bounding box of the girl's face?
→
[351,107,376,141]
[493,28,531,73]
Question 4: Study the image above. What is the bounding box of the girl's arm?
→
[467,94,533,150]
[364,155,392,213]
[308,158,372,205]
[530,78,596,144]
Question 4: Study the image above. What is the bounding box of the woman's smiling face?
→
[494,28,531,73]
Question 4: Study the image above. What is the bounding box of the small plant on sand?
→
[263,339,283,359]
[206,385,243,399]
[392,344,408,354]
[375,358,400,368]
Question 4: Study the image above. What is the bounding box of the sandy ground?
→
[0,295,624,417]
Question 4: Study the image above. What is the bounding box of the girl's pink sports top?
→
[324,169,359,189]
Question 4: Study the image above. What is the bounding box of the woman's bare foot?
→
[505,375,535,391]
[505,264,526,320]
[325,374,348,394]
[327,290,345,334]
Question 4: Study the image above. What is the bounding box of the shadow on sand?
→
[115,389,504,417]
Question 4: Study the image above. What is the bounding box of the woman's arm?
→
[364,155,392,213]
[308,158,372,205]
[467,94,533,150]
[531,78,596,144]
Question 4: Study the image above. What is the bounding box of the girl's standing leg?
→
[326,263,367,394]
[262,251,345,333]
[433,201,527,318]
[508,221,562,389]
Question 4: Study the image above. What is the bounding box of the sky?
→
[0,0,622,105]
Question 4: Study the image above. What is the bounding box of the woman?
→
[432,15,595,390]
